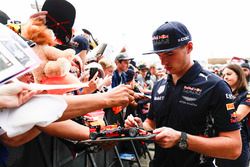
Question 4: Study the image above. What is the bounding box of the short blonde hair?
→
[99,58,115,69]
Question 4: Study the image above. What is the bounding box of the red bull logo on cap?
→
[152,34,169,40]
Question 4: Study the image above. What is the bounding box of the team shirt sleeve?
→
[210,81,240,132]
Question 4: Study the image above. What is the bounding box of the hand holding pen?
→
[125,114,143,128]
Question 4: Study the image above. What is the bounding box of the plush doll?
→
[21,18,82,94]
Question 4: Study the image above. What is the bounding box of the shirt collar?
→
[179,61,202,83]
[167,61,202,84]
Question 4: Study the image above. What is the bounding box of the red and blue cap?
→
[143,21,191,55]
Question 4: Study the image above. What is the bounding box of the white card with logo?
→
[0,23,40,84]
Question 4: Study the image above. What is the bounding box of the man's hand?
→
[29,11,48,23]
[104,85,134,108]
[134,92,145,100]
[0,82,39,108]
[124,114,143,128]
[21,11,48,37]
[153,127,181,148]
[81,72,99,94]
[102,75,112,87]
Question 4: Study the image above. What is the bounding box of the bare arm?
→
[0,127,41,147]
[153,127,241,160]
[0,82,39,108]
[38,120,89,141]
[58,85,134,121]
[187,130,241,159]
[236,104,250,121]
[78,50,88,64]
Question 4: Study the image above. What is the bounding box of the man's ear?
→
[186,41,193,54]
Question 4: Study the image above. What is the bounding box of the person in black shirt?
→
[216,64,250,167]
[125,21,241,167]
[112,53,133,88]
[241,62,250,89]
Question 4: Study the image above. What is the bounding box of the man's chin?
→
[165,68,173,74]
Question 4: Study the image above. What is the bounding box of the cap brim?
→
[120,58,134,60]
[242,66,250,70]
[142,45,182,55]
[117,58,134,60]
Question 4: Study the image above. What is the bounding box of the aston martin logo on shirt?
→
[182,96,197,102]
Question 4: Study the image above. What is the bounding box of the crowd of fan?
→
[1,3,250,167]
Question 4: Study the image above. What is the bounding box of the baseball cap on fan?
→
[0,10,10,25]
[241,62,250,70]
[115,52,134,61]
[143,21,192,55]
[42,0,76,44]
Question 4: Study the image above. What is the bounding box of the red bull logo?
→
[230,112,238,123]
[183,86,202,95]
[152,34,169,41]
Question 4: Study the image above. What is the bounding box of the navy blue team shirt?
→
[147,61,240,167]
[111,70,127,88]
[216,90,250,167]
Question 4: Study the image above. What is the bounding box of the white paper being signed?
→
[0,95,67,137]
[28,82,89,90]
